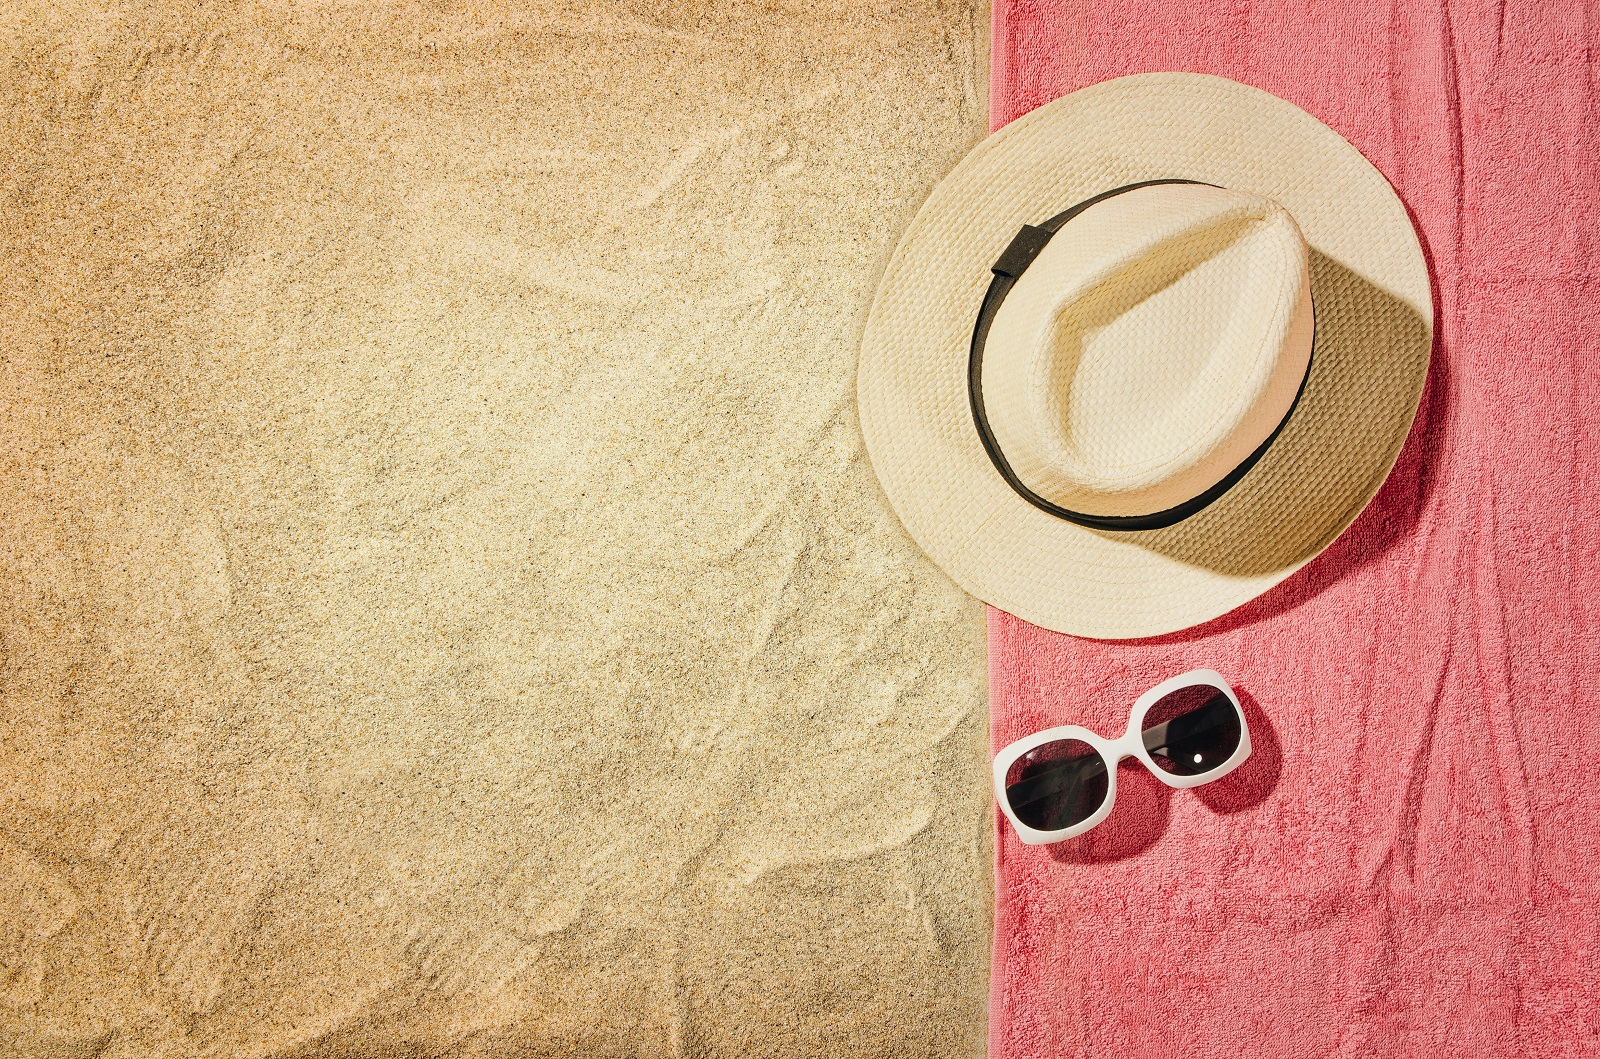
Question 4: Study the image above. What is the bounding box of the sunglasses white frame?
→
[992,669,1251,845]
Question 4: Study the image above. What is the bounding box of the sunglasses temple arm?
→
[1004,755,1109,815]
[1139,707,1236,761]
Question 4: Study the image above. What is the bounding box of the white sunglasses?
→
[993,669,1252,845]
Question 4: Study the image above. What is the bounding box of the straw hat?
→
[857,73,1432,639]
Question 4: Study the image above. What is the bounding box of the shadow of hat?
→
[1108,250,1430,577]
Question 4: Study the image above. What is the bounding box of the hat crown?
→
[982,183,1314,519]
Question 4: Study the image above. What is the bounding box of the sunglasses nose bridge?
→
[1107,731,1145,761]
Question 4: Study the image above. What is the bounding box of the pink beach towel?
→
[987,3,1600,1057]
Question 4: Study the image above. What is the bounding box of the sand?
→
[0,2,990,1055]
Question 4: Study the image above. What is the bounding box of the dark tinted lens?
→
[1004,739,1109,832]
[1140,684,1241,776]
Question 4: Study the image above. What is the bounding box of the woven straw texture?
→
[858,73,1433,639]
[980,182,1314,517]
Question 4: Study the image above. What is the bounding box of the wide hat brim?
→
[857,73,1433,640]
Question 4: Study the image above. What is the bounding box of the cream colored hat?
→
[857,73,1432,639]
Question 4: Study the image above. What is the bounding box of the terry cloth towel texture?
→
[988,2,1599,1058]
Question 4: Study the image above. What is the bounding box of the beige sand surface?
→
[0,2,990,1055]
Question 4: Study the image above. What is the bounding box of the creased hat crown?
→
[981,182,1314,519]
